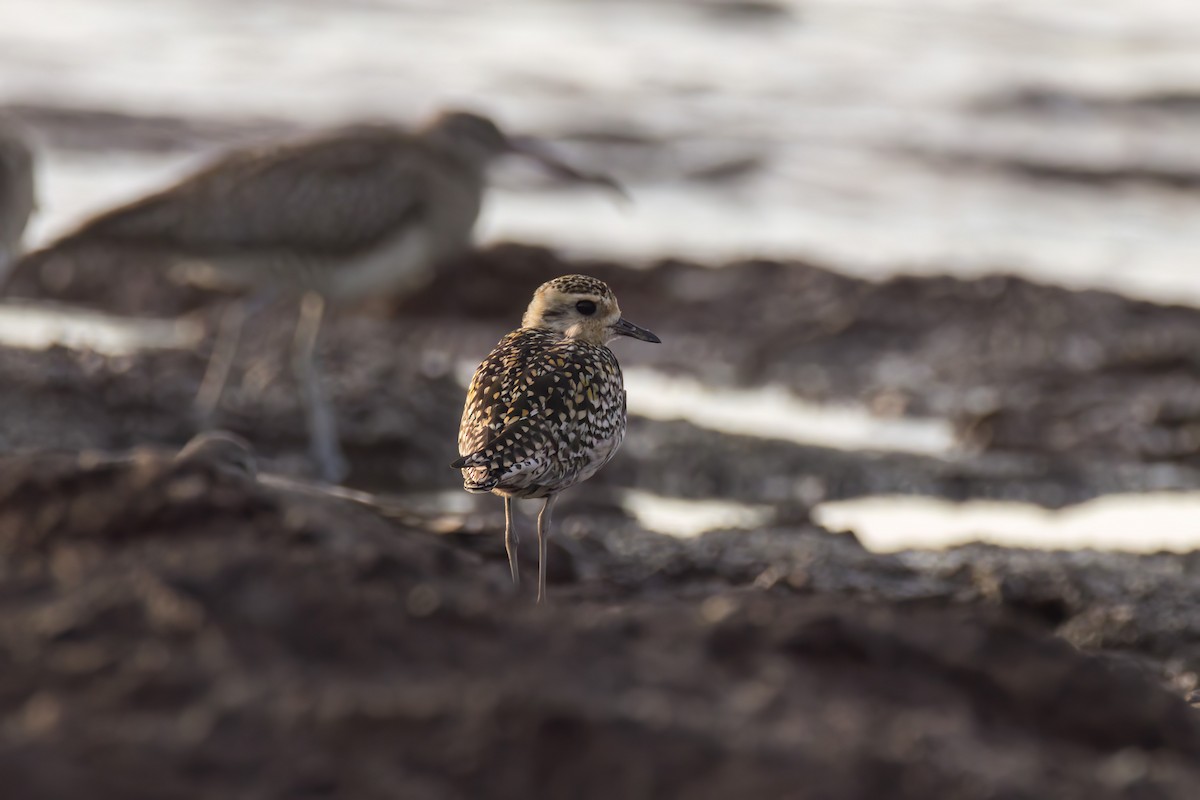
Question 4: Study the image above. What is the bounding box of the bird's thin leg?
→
[504,495,520,587]
[536,494,557,605]
[0,246,14,287]
[194,298,250,423]
[194,292,277,423]
[292,290,348,483]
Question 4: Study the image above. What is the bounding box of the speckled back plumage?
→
[456,327,627,499]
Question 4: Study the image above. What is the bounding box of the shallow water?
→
[815,493,1200,554]
[9,1,1200,302]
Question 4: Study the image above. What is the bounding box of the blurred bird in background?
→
[7,110,625,482]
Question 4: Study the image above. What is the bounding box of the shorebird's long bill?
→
[507,135,630,202]
[611,317,661,343]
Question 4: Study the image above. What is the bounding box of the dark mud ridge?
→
[4,245,1200,797]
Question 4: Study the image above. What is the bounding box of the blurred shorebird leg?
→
[504,495,520,586]
[0,116,36,287]
[507,135,630,204]
[194,299,248,422]
[536,494,557,604]
[292,290,348,484]
[0,246,12,286]
[194,292,276,423]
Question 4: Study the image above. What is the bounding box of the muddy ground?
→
[2,240,1200,798]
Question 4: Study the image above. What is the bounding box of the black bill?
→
[610,317,661,343]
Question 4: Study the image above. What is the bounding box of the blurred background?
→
[6,0,1200,550]
[9,0,1200,296]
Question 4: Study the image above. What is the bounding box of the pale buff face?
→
[520,274,661,346]
[521,284,622,344]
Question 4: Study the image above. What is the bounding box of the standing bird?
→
[454,275,660,603]
[0,116,36,282]
[8,111,624,482]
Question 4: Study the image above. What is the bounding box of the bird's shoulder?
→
[469,328,619,403]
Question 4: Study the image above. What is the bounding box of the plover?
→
[454,274,660,603]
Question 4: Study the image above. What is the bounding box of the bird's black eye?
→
[575,300,597,316]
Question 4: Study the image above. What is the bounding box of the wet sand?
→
[2,243,1200,797]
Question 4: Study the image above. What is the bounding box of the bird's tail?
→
[1,235,191,315]
[450,452,498,493]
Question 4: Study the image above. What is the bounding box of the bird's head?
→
[522,274,661,346]
[421,111,513,167]
[421,110,628,200]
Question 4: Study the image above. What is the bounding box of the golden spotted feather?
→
[454,328,627,499]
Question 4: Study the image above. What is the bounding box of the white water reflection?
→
[623,368,957,455]
[623,489,772,538]
[0,300,202,355]
[815,494,1200,554]
[620,489,1200,554]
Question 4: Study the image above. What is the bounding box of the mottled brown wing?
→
[456,335,567,464]
[73,127,428,256]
